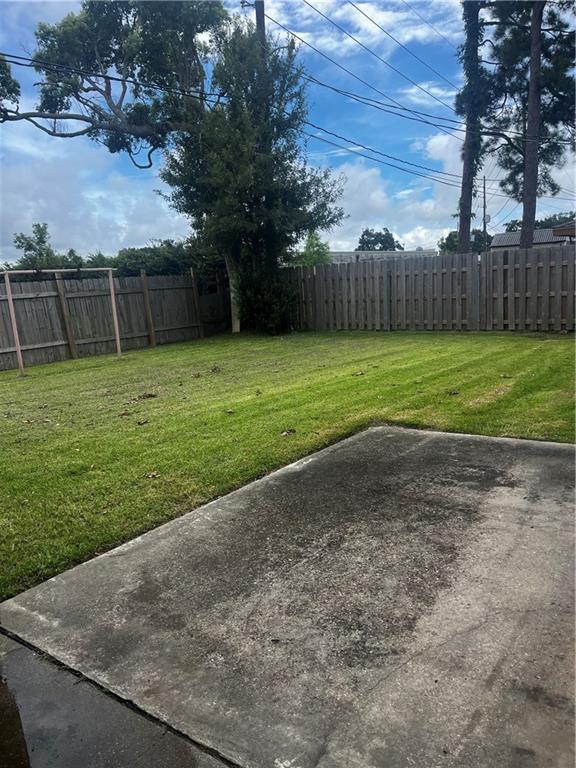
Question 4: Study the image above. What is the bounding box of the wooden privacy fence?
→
[0,271,230,371]
[285,245,575,333]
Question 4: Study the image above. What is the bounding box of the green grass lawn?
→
[1,331,573,600]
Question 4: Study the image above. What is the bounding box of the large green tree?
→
[1,2,343,333]
[0,1,226,166]
[355,227,404,251]
[484,1,574,247]
[161,21,344,333]
[455,1,575,250]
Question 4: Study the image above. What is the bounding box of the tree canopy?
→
[6,223,83,270]
[438,228,491,254]
[161,20,344,331]
[0,1,227,167]
[482,0,575,201]
[355,227,404,252]
[455,0,575,249]
[291,232,331,267]
[1,2,345,333]
[504,210,575,232]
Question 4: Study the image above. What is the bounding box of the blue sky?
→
[0,0,574,262]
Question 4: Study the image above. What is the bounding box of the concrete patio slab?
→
[1,426,574,768]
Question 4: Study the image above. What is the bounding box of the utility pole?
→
[483,175,488,252]
[255,0,265,45]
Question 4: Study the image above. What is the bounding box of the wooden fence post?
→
[140,269,156,347]
[4,273,26,376]
[108,269,122,358]
[190,267,204,338]
[54,272,78,358]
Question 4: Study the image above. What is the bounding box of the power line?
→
[1,49,465,186]
[261,22,572,148]
[262,10,461,141]
[0,51,221,103]
[302,0,456,113]
[0,51,473,185]
[2,50,574,203]
[305,131,463,188]
[346,0,459,89]
[304,74,462,127]
[398,0,459,51]
[6,49,569,153]
[305,120,462,179]
[307,130,575,202]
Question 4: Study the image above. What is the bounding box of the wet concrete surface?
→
[1,427,574,767]
[0,634,227,768]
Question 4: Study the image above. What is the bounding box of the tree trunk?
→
[224,252,241,333]
[520,1,546,249]
[458,1,482,253]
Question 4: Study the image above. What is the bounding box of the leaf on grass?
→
[137,419,149,426]
[354,371,365,376]
[119,410,132,417]
[448,390,460,396]
[226,409,235,414]
[281,429,296,437]
[144,471,160,479]
[130,393,157,402]
[211,364,222,374]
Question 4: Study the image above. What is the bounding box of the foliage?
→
[455,2,496,181]
[161,20,344,332]
[438,229,492,254]
[0,1,227,167]
[355,227,404,252]
[504,211,575,232]
[1,332,573,598]
[481,1,575,200]
[2,5,344,331]
[0,55,20,104]
[6,223,83,270]
[291,232,331,267]
[5,223,212,279]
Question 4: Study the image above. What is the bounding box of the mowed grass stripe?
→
[0,331,573,599]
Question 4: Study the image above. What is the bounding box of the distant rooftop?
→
[491,229,569,248]
[330,250,436,263]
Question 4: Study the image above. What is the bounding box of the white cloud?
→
[398,82,457,108]
[0,135,189,263]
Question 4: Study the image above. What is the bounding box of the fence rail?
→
[0,272,230,371]
[286,246,575,333]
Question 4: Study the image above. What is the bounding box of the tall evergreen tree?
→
[483,1,575,245]
[161,21,344,333]
[456,1,492,252]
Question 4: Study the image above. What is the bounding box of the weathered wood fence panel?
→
[0,272,230,371]
[285,245,575,333]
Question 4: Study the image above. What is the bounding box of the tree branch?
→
[481,129,524,154]
[128,146,156,169]
[0,108,187,138]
